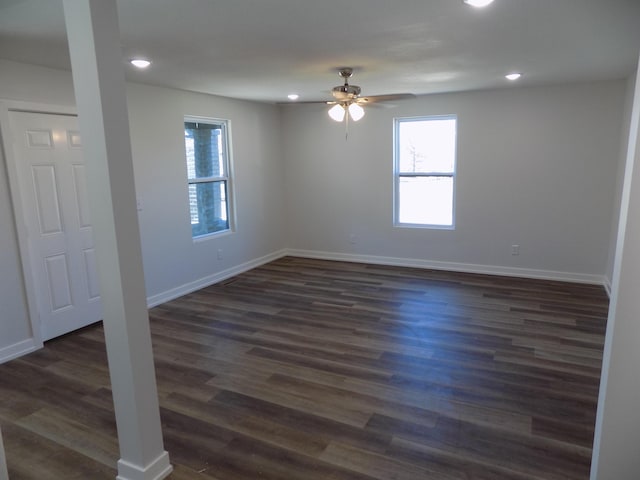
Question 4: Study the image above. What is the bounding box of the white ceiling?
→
[1,0,639,104]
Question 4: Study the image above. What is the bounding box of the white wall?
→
[0,59,286,359]
[0,60,77,105]
[282,80,626,281]
[605,73,637,290]
[126,83,286,304]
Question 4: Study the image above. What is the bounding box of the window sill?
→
[192,228,234,243]
[393,223,455,231]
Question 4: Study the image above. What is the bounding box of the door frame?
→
[0,99,78,352]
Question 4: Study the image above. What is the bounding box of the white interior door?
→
[9,111,102,341]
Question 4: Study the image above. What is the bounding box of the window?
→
[184,118,232,238]
[394,115,457,228]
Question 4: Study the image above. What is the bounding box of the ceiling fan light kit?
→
[327,102,366,123]
[328,103,346,122]
[348,103,365,121]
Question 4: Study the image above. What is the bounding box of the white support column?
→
[0,426,8,480]
[62,1,171,479]
[591,57,640,480]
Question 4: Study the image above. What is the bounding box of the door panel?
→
[83,249,101,300]
[72,164,91,227]
[26,129,53,148]
[31,164,64,235]
[10,111,102,341]
[44,254,73,311]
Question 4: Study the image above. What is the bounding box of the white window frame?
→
[184,116,235,240]
[393,114,457,230]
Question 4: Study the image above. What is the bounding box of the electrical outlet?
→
[349,234,357,244]
[217,248,223,260]
[511,244,520,256]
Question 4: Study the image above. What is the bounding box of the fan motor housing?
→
[332,84,361,100]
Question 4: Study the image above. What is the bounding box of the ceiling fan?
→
[288,67,415,122]
[285,68,415,126]
[322,67,415,122]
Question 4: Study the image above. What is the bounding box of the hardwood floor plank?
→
[217,436,379,480]
[386,437,549,480]
[320,441,464,480]
[366,413,592,479]
[211,390,392,454]
[0,256,608,479]
[266,373,440,428]
[2,422,117,480]
[16,407,119,468]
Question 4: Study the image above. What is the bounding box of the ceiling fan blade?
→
[276,100,333,105]
[357,93,416,104]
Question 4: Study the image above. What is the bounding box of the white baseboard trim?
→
[146,249,288,308]
[116,451,172,480]
[286,249,607,286]
[0,337,41,365]
[603,277,613,297]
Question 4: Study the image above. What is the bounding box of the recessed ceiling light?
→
[287,94,300,101]
[130,59,151,69]
[463,0,495,7]
[505,73,523,81]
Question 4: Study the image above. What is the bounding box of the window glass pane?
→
[188,184,199,224]
[190,181,229,237]
[398,176,453,226]
[398,118,456,173]
[184,121,225,179]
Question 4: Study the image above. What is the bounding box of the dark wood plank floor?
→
[0,256,609,479]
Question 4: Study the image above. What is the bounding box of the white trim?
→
[192,227,234,243]
[184,116,237,240]
[146,249,288,307]
[393,114,458,230]
[0,98,76,116]
[603,277,613,298]
[0,425,8,480]
[286,249,607,286]
[116,451,172,480]
[0,338,41,365]
[0,99,79,351]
